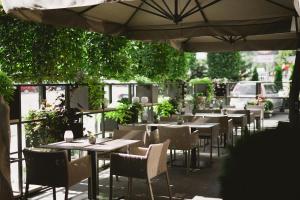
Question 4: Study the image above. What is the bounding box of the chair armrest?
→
[110,153,147,179]
[129,147,149,156]
[68,156,91,186]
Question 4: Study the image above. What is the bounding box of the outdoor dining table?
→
[145,122,220,167]
[193,113,247,130]
[42,138,140,200]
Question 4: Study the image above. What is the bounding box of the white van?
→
[229,81,283,109]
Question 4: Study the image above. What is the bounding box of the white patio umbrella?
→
[1,0,296,41]
[171,32,298,52]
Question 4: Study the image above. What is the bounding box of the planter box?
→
[136,85,158,103]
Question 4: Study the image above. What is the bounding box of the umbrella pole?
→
[0,95,13,200]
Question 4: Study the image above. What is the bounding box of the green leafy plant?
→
[155,99,176,118]
[106,99,143,124]
[264,100,274,112]
[0,71,14,102]
[25,95,82,147]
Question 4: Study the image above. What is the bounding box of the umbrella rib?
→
[194,0,208,22]
[265,0,295,12]
[180,0,192,16]
[161,0,174,17]
[118,2,170,20]
[180,6,200,19]
[140,0,169,17]
[202,0,222,10]
[124,2,145,26]
[146,0,174,19]
[78,5,99,15]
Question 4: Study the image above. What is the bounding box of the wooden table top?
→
[42,138,140,152]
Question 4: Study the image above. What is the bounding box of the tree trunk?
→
[0,96,13,199]
[288,50,300,127]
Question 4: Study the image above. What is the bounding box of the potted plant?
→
[263,100,274,118]
[105,98,143,125]
[155,99,177,118]
[190,77,214,105]
[25,95,84,147]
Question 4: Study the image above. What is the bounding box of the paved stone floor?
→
[29,112,289,200]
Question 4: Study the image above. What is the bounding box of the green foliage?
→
[0,8,194,84]
[207,52,245,81]
[274,66,283,90]
[264,100,274,111]
[128,41,191,82]
[25,109,64,147]
[275,50,295,66]
[0,70,14,102]
[188,54,207,79]
[87,78,105,110]
[25,96,82,147]
[155,99,176,117]
[251,67,259,81]
[105,100,143,124]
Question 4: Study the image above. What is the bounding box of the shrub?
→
[264,100,274,111]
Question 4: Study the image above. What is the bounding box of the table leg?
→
[88,151,98,200]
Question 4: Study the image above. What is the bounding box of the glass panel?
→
[11,162,20,194]
[233,84,256,95]
[21,86,39,119]
[10,124,18,153]
[264,84,278,94]
[46,86,65,105]
[111,85,129,104]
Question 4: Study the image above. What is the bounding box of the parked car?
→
[229,81,283,109]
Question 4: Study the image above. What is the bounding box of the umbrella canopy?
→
[1,0,297,41]
[171,32,298,52]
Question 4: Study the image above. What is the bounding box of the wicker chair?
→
[109,140,171,200]
[23,148,91,200]
[158,126,199,173]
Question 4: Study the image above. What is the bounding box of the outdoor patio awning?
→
[1,0,296,41]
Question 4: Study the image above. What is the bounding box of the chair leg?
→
[127,177,132,199]
[197,147,200,168]
[53,187,56,200]
[147,177,154,200]
[65,187,69,200]
[116,175,119,181]
[170,149,173,166]
[186,150,190,174]
[109,173,113,200]
[165,171,172,200]
[217,136,220,157]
